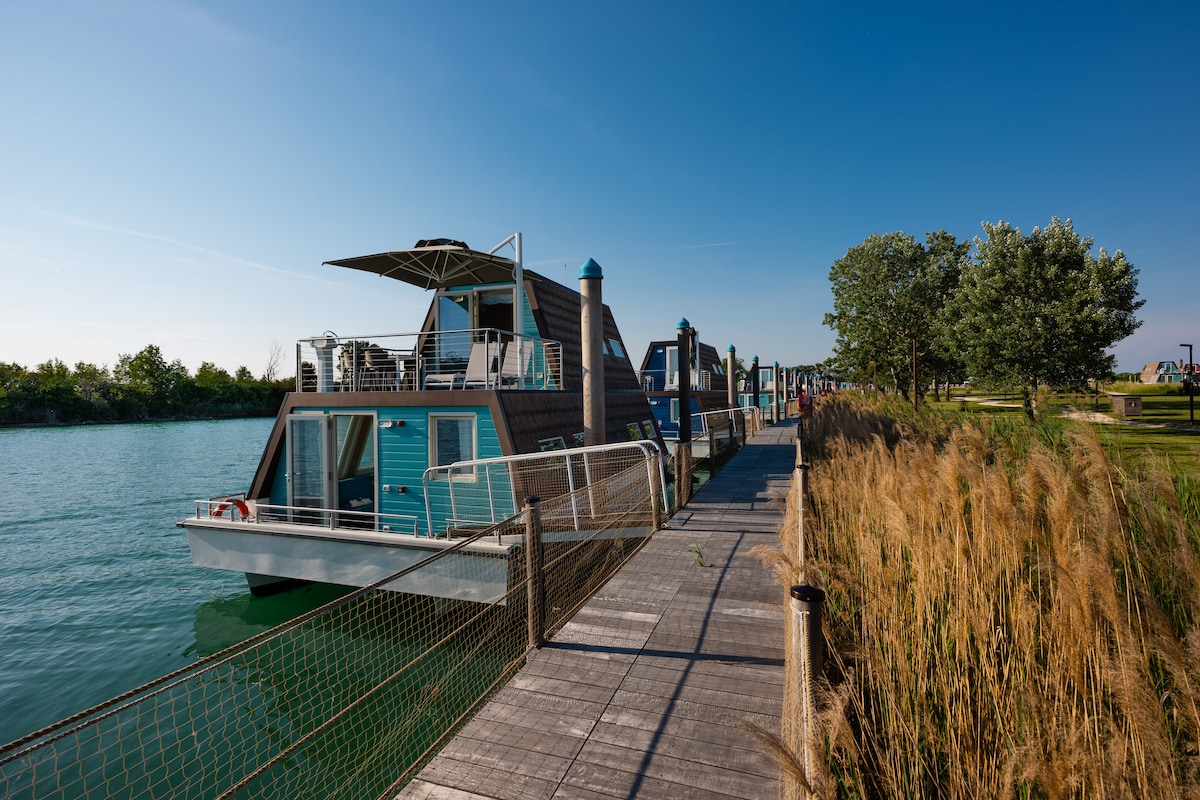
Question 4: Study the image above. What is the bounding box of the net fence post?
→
[787,584,826,799]
[795,463,810,569]
[524,495,545,650]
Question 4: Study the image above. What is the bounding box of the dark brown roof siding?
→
[494,389,661,454]
[521,270,642,392]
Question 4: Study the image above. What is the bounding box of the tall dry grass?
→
[762,393,1200,798]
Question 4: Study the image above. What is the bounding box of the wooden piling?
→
[524,496,544,650]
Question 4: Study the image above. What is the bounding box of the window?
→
[475,288,515,332]
[608,339,625,359]
[335,413,375,478]
[538,436,566,452]
[430,413,476,472]
[433,287,517,366]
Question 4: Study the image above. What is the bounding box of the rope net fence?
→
[0,454,664,800]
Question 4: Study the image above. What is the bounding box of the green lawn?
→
[1095,424,1200,474]
[1131,394,1200,425]
[923,388,1200,474]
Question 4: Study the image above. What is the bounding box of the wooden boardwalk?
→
[398,420,799,800]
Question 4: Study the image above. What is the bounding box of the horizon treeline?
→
[0,344,291,426]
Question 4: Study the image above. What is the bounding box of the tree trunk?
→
[911,335,918,413]
[893,368,909,403]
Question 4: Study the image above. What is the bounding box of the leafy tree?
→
[0,362,28,421]
[195,362,234,405]
[951,217,1142,417]
[195,361,232,385]
[72,362,116,418]
[114,345,192,415]
[924,232,972,400]
[31,359,79,421]
[823,230,968,405]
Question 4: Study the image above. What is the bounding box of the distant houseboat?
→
[637,333,733,445]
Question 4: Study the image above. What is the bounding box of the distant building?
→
[1140,361,1183,384]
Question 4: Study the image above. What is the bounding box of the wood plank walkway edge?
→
[397,420,800,800]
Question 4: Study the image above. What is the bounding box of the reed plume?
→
[762,393,1200,798]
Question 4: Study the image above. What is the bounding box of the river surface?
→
[0,418,351,745]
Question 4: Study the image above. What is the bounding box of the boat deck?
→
[397,420,798,799]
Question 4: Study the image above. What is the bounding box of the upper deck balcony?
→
[296,328,563,393]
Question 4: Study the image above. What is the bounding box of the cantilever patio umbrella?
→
[325,233,529,344]
[324,239,518,291]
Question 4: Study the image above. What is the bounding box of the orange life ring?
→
[211,498,250,520]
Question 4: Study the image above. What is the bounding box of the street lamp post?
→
[1182,343,1195,425]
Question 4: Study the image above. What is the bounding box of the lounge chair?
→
[423,372,463,390]
[463,341,501,389]
[499,340,532,387]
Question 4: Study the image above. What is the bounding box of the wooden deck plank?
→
[565,739,772,799]
[396,421,799,799]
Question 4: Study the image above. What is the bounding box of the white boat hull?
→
[181,518,517,604]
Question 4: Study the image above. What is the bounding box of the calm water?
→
[0,418,349,745]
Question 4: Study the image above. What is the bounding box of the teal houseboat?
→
[180,234,664,601]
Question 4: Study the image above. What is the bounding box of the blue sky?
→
[2,1,1197,378]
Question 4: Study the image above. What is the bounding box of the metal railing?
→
[637,367,716,393]
[660,405,761,443]
[690,406,749,436]
[296,329,563,393]
[422,441,668,535]
[190,443,666,541]
[195,496,422,536]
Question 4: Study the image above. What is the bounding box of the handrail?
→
[687,406,747,435]
[193,498,421,536]
[192,441,667,541]
[638,367,718,392]
[295,328,563,393]
[421,440,668,534]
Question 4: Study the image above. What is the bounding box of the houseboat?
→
[180,234,665,602]
[738,358,789,422]
[637,328,735,448]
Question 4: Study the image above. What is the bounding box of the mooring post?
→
[677,318,692,446]
[726,344,737,409]
[774,360,781,423]
[787,584,826,799]
[581,259,605,446]
[751,355,760,426]
[674,441,692,511]
[524,495,545,650]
